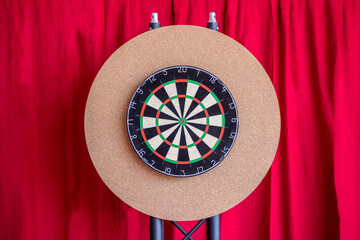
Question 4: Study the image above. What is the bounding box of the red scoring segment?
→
[177,161,190,164]
[153,151,165,160]
[141,129,147,142]
[200,83,211,93]
[152,84,163,94]
[218,102,224,114]
[175,79,188,83]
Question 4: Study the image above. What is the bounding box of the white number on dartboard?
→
[178,67,187,73]
[129,101,136,109]
[148,76,156,83]
[229,132,237,139]
[136,88,143,95]
[137,149,145,157]
[209,76,217,84]
[165,167,171,174]
[127,119,133,125]
[228,102,235,109]
[221,146,230,155]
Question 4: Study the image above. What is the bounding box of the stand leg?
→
[206,215,220,240]
[150,217,164,240]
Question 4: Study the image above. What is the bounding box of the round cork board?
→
[85,25,280,221]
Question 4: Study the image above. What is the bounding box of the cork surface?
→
[84,25,280,221]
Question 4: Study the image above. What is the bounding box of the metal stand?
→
[206,215,220,240]
[150,217,164,240]
[148,12,221,240]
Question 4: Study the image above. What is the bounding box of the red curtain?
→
[1,0,359,239]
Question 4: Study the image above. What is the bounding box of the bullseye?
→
[178,118,187,126]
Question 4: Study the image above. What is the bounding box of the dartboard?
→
[127,66,238,177]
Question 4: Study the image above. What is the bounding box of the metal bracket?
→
[150,215,220,240]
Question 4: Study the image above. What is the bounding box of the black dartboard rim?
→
[126,65,239,177]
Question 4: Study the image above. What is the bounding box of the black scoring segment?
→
[156,141,171,157]
[176,81,187,116]
[142,127,159,141]
[158,123,178,133]
[143,105,158,118]
[179,126,187,146]
[159,111,178,121]
[166,126,180,143]
[176,81,187,95]
[154,87,169,102]
[185,126,201,142]
[187,122,207,132]
[206,104,222,116]
[184,101,198,118]
[193,86,210,102]
[179,98,186,117]
[155,87,180,118]
[206,126,223,138]
[195,141,212,156]
[178,149,190,163]
[187,111,206,120]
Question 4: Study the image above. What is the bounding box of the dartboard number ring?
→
[127,66,238,177]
